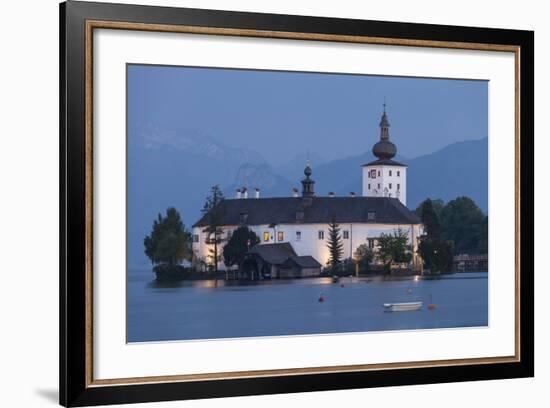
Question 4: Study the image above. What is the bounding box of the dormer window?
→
[367,211,376,221]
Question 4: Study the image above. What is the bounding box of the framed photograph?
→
[60,1,534,406]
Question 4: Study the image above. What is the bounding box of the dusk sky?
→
[127,64,488,165]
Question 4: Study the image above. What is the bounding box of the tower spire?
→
[301,161,315,197]
[372,102,396,160]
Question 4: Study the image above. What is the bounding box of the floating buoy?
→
[340,283,345,288]
[427,294,436,310]
[318,292,325,302]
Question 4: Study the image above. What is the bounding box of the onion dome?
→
[301,161,315,197]
[372,103,397,160]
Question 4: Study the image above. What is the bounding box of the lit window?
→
[389,183,392,189]
[318,230,324,240]
[296,231,301,241]
[389,170,392,176]
[263,231,270,242]
[277,231,284,242]
[367,211,376,221]
[343,230,349,239]
[193,234,199,243]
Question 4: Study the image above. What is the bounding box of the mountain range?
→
[128,123,487,266]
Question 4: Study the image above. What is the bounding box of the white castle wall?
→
[192,222,423,271]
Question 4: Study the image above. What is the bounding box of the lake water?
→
[127,270,488,342]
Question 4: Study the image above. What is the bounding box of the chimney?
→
[254,188,260,199]
[235,188,241,199]
[349,192,356,197]
[328,192,335,198]
[292,188,299,198]
[242,187,248,199]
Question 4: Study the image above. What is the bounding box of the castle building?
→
[192,106,423,276]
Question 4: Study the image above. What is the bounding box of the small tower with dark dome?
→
[361,103,408,205]
[301,161,315,197]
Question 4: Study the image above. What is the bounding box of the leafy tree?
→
[418,237,453,274]
[223,226,260,268]
[201,185,225,271]
[143,207,191,266]
[377,228,412,270]
[478,216,488,254]
[354,244,374,272]
[440,196,486,254]
[326,218,344,267]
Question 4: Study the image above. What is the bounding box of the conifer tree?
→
[326,217,344,268]
[201,185,225,272]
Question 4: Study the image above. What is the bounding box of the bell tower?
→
[362,103,408,206]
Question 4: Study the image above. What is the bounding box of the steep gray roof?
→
[247,243,297,265]
[362,158,407,167]
[193,196,420,227]
[282,255,322,269]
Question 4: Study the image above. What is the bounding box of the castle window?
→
[277,231,284,242]
[397,171,400,176]
[378,171,381,177]
[389,183,392,189]
[368,184,371,190]
[343,230,349,239]
[296,231,301,241]
[397,184,400,190]
[193,234,199,243]
[377,183,380,189]
[318,230,324,240]
[389,170,392,176]
[263,231,270,242]
[367,211,376,221]
[370,169,376,178]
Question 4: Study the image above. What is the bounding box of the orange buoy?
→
[427,294,436,310]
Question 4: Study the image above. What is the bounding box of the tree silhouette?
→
[326,217,344,268]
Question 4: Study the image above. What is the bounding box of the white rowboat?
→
[383,301,423,312]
